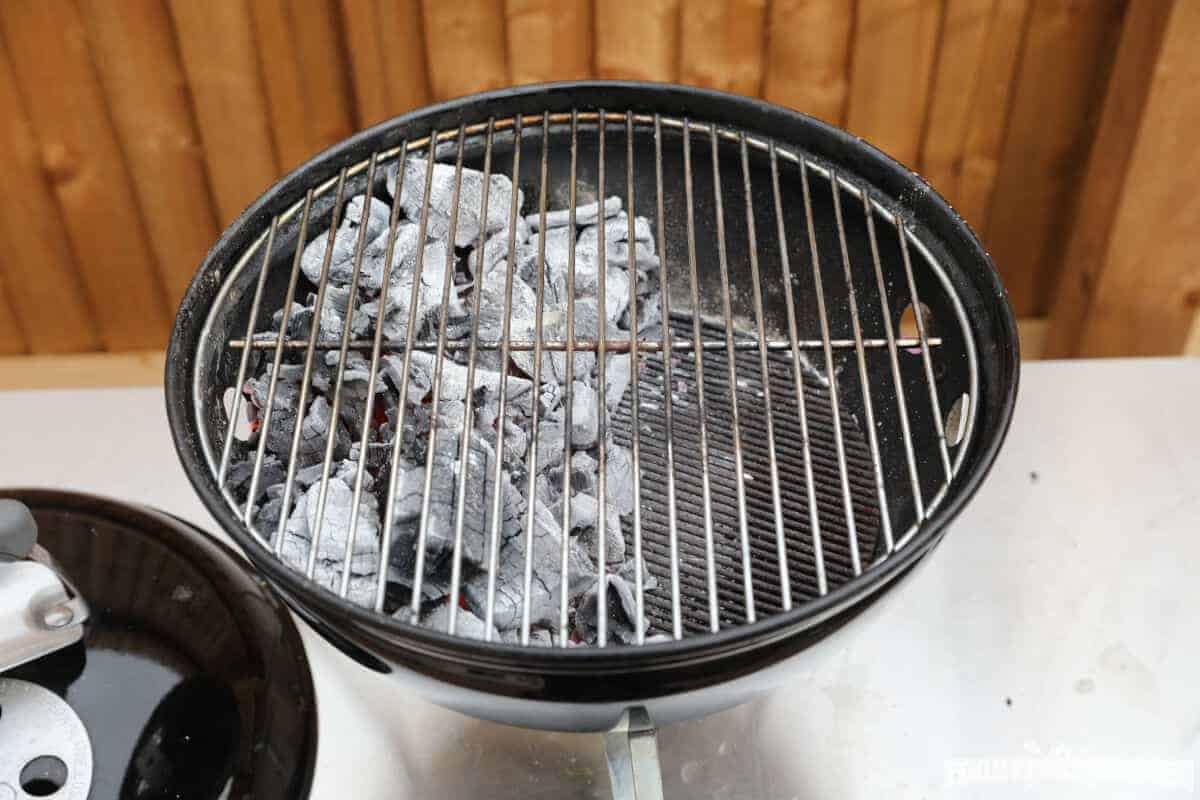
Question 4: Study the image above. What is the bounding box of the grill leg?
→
[604,707,664,800]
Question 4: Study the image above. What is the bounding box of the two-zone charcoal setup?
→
[166,82,1018,797]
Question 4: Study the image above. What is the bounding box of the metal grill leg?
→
[604,707,664,800]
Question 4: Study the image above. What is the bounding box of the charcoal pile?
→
[228,155,663,645]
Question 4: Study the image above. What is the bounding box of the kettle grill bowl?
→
[166,81,1018,729]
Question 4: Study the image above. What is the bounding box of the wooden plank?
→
[1186,313,1200,356]
[251,0,355,171]
[954,0,1030,229]
[762,0,853,124]
[1071,0,1200,356]
[377,0,431,116]
[0,267,26,355]
[169,0,280,225]
[0,350,165,390]
[505,0,592,84]
[595,0,680,82]
[249,0,309,169]
[0,42,100,354]
[1017,316,1045,361]
[422,0,508,100]
[340,0,389,126]
[0,3,170,351]
[78,0,219,310]
[679,0,767,95]
[982,0,1125,316]
[339,0,430,126]
[1043,0,1173,358]
[292,0,356,148]
[845,0,945,166]
[918,0,1002,208]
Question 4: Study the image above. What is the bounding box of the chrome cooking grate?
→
[197,111,977,648]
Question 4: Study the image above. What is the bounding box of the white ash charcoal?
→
[320,285,372,339]
[227,454,285,502]
[293,461,328,489]
[562,248,632,326]
[575,215,658,277]
[260,303,313,344]
[543,319,600,385]
[570,381,599,447]
[501,424,528,466]
[610,213,653,245]
[473,266,539,376]
[543,296,627,384]
[575,212,633,251]
[385,461,426,523]
[578,512,626,566]
[617,556,659,595]
[539,380,564,418]
[535,471,561,513]
[388,157,523,247]
[564,492,598,532]
[440,400,468,434]
[383,521,452,602]
[461,459,526,570]
[575,573,644,645]
[574,212,656,267]
[325,348,373,384]
[445,432,506,568]
[475,227,537,282]
[421,603,498,642]
[547,292,626,341]
[379,353,428,399]
[604,354,632,413]
[570,451,598,494]
[246,370,304,459]
[297,395,351,466]
[604,442,637,517]
[529,225,575,280]
[606,241,660,273]
[349,440,393,473]
[405,351,533,403]
[300,195,393,287]
[535,416,566,473]
[358,222,422,292]
[361,239,463,339]
[277,487,381,609]
[500,628,553,647]
[479,406,529,467]
[600,213,659,273]
[253,494,285,537]
[464,498,595,631]
[636,293,662,334]
[279,480,380,574]
[246,361,305,408]
[399,432,464,566]
[525,196,621,231]
[302,479,380,567]
[293,458,373,493]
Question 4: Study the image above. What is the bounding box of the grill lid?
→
[168,83,1017,660]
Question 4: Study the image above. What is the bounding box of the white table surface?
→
[2,357,1198,799]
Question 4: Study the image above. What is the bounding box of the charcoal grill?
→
[166,82,1019,797]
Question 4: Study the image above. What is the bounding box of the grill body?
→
[166,82,1018,731]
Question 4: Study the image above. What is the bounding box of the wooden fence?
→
[0,0,1196,360]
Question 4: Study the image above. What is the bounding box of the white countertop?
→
[2,358,1198,799]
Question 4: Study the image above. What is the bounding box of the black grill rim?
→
[165,80,1019,694]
